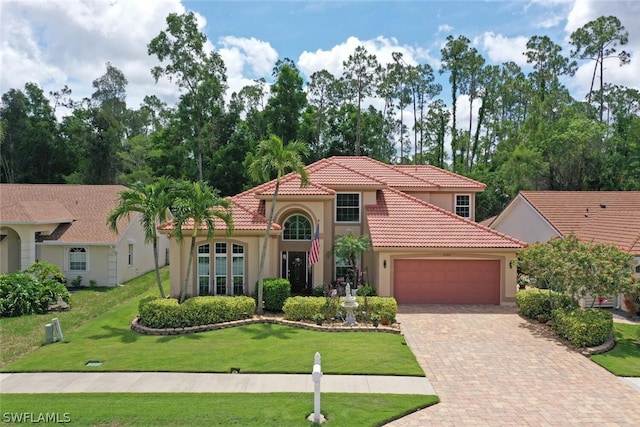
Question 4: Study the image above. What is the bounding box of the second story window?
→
[455,194,471,218]
[336,193,360,222]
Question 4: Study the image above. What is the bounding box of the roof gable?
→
[365,188,524,249]
[0,184,130,243]
[510,191,640,254]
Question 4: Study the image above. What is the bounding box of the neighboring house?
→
[0,184,170,286]
[159,156,524,305]
[487,191,640,308]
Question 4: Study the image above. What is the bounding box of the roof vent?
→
[599,203,607,208]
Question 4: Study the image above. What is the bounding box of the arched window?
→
[283,215,312,240]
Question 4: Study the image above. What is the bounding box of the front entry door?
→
[287,251,308,294]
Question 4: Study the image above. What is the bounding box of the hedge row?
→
[551,308,613,348]
[138,295,256,329]
[516,289,612,348]
[282,296,397,323]
[515,289,577,321]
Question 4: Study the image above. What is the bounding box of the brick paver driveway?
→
[387,305,640,426]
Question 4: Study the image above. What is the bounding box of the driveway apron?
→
[386,305,640,426]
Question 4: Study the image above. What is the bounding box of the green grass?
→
[0,393,439,426]
[591,323,640,376]
[0,268,167,368]
[1,268,424,376]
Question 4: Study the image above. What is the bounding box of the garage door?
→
[394,259,500,304]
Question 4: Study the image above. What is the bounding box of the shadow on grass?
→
[155,333,205,343]
[237,323,299,340]
[87,325,140,344]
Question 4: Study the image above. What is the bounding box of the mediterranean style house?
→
[487,191,640,308]
[0,184,170,286]
[159,156,524,305]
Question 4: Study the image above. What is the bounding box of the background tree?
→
[570,16,630,121]
[107,177,174,298]
[172,180,233,303]
[263,59,307,144]
[148,12,228,181]
[248,135,309,314]
[342,45,380,155]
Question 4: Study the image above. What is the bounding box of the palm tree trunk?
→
[153,238,166,298]
[180,233,197,303]
[256,180,280,315]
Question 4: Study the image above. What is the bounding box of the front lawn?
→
[591,323,640,377]
[0,393,439,426]
[0,268,166,368]
[1,268,424,376]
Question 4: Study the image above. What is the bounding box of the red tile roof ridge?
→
[395,164,486,189]
[316,157,387,185]
[372,187,527,247]
[327,156,438,188]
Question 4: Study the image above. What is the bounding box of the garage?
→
[393,259,501,304]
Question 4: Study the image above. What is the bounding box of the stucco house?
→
[159,156,524,305]
[0,184,170,286]
[487,191,640,307]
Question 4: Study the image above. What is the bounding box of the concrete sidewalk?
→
[0,372,435,395]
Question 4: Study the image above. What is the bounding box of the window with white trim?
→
[198,244,210,295]
[336,193,360,222]
[335,255,352,283]
[215,243,227,295]
[232,244,245,295]
[455,194,471,218]
[128,243,134,266]
[69,247,87,271]
[283,215,312,240]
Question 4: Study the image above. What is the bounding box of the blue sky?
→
[1,0,638,116]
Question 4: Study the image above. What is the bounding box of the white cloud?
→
[437,24,453,34]
[474,32,529,66]
[564,0,640,92]
[298,35,437,80]
[1,0,185,112]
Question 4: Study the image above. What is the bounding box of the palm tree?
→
[172,180,233,303]
[332,229,371,286]
[248,135,309,314]
[107,177,174,298]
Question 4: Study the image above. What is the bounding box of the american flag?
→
[308,223,320,265]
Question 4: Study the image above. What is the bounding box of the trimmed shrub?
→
[138,296,256,329]
[282,296,398,323]
[551,308,613,348]
[516,289,577,321]
[357,284,377,296]
[255,278,291,312]
[0,273,70,318]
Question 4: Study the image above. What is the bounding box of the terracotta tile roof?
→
[520,191,640,254]
[254,172,335,197]
[307,158,386,187]
[394,165,486,190]
[157,199,281,233]
[0,184,130,243]
[365,188,525,249]
[326,156,435,188]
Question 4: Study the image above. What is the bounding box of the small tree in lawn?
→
[248,134,309,315]
[172,181,233,303]
[332,229,371,287]
[107,177,174,298]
